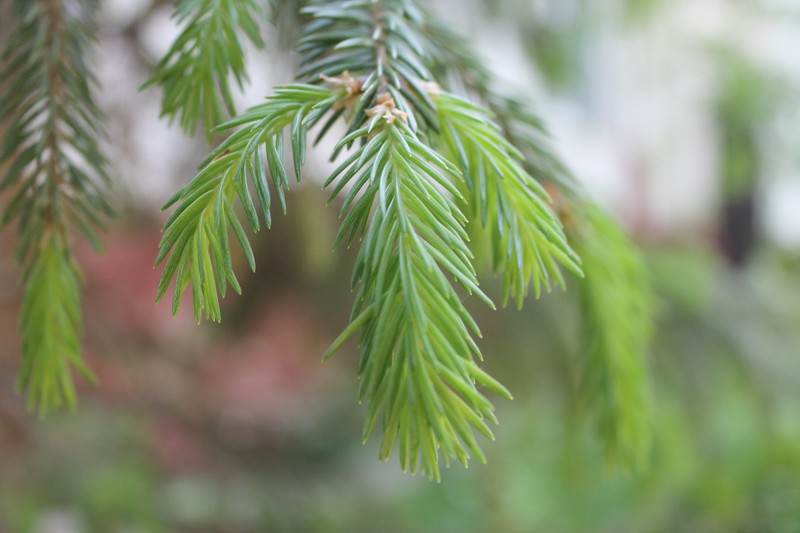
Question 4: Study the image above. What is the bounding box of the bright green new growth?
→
[434,93,582,306]
[144,0,266,137]
[324,120,512,479]
[18,234,94,414]
[154,85,339,322]
[0,0,110,414]
[573,205,654,469]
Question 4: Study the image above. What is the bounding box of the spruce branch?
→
[0,0,110,413]
[155,84,338,322]
[570,204,654,469]
[18,232,93,414]
[323,118,510,480]
[144,0,266,138]
[156,0,583,478]
[434,92,582,306]
[298,0,439,132]
[491,92,657,472]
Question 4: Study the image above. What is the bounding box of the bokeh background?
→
[2,0,800,531]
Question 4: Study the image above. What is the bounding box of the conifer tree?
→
[0,0,655,478]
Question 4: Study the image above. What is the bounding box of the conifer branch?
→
[570,204,654,469]
[323,118,511,480]
[0,0,110,413]
[156,0,590,478]
[155,84,338,322]
[144,0,266,138]
[298,0,440,133]
[297,0,540,477]
[434,92,582,306]
[18,232,92,414]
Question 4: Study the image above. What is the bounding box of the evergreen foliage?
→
[144,0,266,137]
[571,204,654,469]
[152,0,653,478]
[0,0,109,414]
[423,18,655,468]
[433,93,581,306]
[323,119,511,478]
[0,0,656,477]
[154,84,338,322]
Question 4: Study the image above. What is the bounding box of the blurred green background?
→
[2,0,800,531]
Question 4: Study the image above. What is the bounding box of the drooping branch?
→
[144,0,266,138]
[154,0,655,478]
[0,0,111,413]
